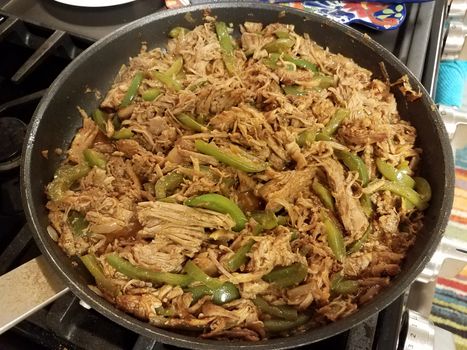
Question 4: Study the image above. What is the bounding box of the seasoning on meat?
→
[45,20,430,341]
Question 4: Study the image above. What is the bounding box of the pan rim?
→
[20,2,455,349]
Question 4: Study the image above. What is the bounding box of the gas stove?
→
[0,1,448,349]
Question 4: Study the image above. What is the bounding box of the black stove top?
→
[0,1,447,349]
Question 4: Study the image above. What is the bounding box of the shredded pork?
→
[45,20,427,341]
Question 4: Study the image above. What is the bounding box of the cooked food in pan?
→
[46,20,431,340]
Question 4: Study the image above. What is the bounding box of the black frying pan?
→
[21,3,454,349]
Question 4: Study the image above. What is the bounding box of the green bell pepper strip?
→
[263,53,281,69]
[215,22,234,54]
[312,181,335,212]
[185,260,224,290]
[48,163,90,201]
[264,314,309,333]
[188,80,208,92]
[401,197,415,211]
[360,193,373,218]
[187,284,211,303]
[263,38,295,53]
[290,230,299,241]
[251,210,280,230]
[156,307,174,317]
[92,109,108,132]
[282,85,308,96]
[215,22,236,75]
[152,71,182,91]
[313,74,335,89]
[154,172,184,200]
[194,140,268,173]
[315,133,335,142]
[185,193,247,231]
[112,128,134,139]
[379,181,428,210]
[414,177,432,202]
[68,211,88,236]
[253,296,298,321]
[212,282,240,305]
[331,274,359,294]
[335,149,369,186]
[274,30,290,39]
[176,113,207,132]
[262,263,308,288]
[120,71,143,108]
[347,224,372,255]
[376,158,415,188]
[107,253,192,287]
[226,239,255,272]
[187,283,240,305]
[321,213,346,262]
[152,58,184,91]
[283,54,318,72]
[296,130,316,147]
[83,149,106,169]
[321,108,350,136]
[80,254,120,297]
[169,26,189,38]
[398,160,412,175]
[165,57,184,77]
[184,261,240,304]
[142,88,161,101]
[277,215,288,226]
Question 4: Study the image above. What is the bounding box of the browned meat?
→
[317,298,358,322]
[258,167,315,211]
[116,294,161,320]
[131,241,187,272]
[201,327,261,341]
[243,22,263,33]
[321,158,368,238]
[45,20,427,341]
[68,112,99,163]
[241,32,265,56]
[343,253,373,276]
[248,229,305,275]
[339,119,395,145]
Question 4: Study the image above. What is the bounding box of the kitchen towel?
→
[430,143,467,350]
[436,61,467,108]
[431,266,467,350]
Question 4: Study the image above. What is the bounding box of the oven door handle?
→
[0,255,69,334]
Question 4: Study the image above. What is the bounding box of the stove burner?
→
[0,117,26,172]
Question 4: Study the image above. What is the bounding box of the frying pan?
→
[9,2,455,349]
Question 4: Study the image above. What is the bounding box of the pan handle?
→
[0,255,69,334]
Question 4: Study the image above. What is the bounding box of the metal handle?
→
[448,0,467,19]
[442,20,467,59]
[398,310,456,350]
[399,310,435,350]
[417,236,467,283]
[438,104,467,140]
[0,256,69,334]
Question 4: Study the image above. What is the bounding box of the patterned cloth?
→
[430,145,467,350]
[448,147,467,240]
[164,1,408,30]
[431,266,467,350]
